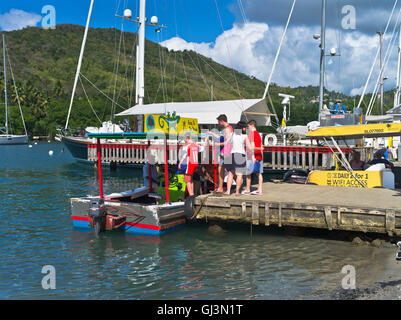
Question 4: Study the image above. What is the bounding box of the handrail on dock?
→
[87,140,373,171]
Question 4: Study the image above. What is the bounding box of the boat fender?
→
[184,195,195,220]
[264,134,277,146]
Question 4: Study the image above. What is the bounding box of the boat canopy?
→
[365,115,394,123]
[116,99,273,126]
[87,132,199,140]
[306,123,401,140]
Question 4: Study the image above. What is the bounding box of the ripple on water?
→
[0,143,398,299]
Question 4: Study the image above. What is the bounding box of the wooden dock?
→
[193,183,401,236]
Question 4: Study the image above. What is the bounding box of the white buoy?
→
[34,142,38,145]
[29,145,32,148]
[49,150,54,156]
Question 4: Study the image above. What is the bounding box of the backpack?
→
[221,126,233,157]
[222,135,232,157]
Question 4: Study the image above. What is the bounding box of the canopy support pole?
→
[97,138,104,198]
[147,140,152,193]
[164,138,169,203]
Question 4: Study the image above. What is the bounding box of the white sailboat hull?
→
[0,134,29,145]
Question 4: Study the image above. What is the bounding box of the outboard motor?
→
[283,169,309,184]
[89,198,107,237]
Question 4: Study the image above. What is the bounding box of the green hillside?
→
[0,24,394,137]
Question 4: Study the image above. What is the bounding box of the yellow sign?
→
[144,113,199,135]
[307,170,383,188]
[306,123,401,139]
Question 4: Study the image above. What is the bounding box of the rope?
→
[79,75,102,124]
[237,0,248,24]
[213,0,244,107]
[171,51,177,102]
[357,0,398,111]
[190,193,213,221]
[267,90,280,127]
[5,44,27,135]
[180,52,193,102]
[263,0,296,100]
[157,29,167,104]
[111,20,124,120]
[366,13,401,116]
[80,73,127,111]
[184,50,211,98]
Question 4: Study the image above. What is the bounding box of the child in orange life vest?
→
[178,135,204,196]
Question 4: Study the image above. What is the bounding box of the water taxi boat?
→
[305,123,401,189]
[70,132,187,236]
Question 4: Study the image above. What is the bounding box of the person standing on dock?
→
[178,135,204,196]
[225,122,254,196]
[244,120,263,195]
[207,114,233,193]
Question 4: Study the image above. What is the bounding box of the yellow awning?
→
[306,123,401,140]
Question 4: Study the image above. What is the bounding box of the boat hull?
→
[0,135,29,145]
[62,136,90,161]
[70,197,186,235]
[61,135,142,168]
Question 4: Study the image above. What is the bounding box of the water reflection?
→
[0,143,398,299]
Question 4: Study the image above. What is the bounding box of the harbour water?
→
[1,142,400,299]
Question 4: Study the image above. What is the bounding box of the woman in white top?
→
[225,121,254,196]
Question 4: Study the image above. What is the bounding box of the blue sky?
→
[1,0,401,97]
[0,0,237,43]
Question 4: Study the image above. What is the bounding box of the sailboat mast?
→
[136,0,146,106]
[2,33,8,136]
[318,0,326,122]
[65,0,95,131]
[377,31,384,115]
[396,26,401,108]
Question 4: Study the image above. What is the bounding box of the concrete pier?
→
[193,183,401,236]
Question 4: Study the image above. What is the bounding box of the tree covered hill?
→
[0,24,393,137]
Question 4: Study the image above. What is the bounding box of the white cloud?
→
[0,9,42,31]
[161,22,398,96]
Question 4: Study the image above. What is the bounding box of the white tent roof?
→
[116,99,273,126]
[366,115,394,122]
[280,125,309,137]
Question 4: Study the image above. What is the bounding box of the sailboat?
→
[283,0,364,144]
[0,33,28,145]
[61,0,273,162]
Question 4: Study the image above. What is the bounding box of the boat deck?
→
[193,182,401,236]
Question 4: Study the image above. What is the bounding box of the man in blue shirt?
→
[369,149,394,168]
